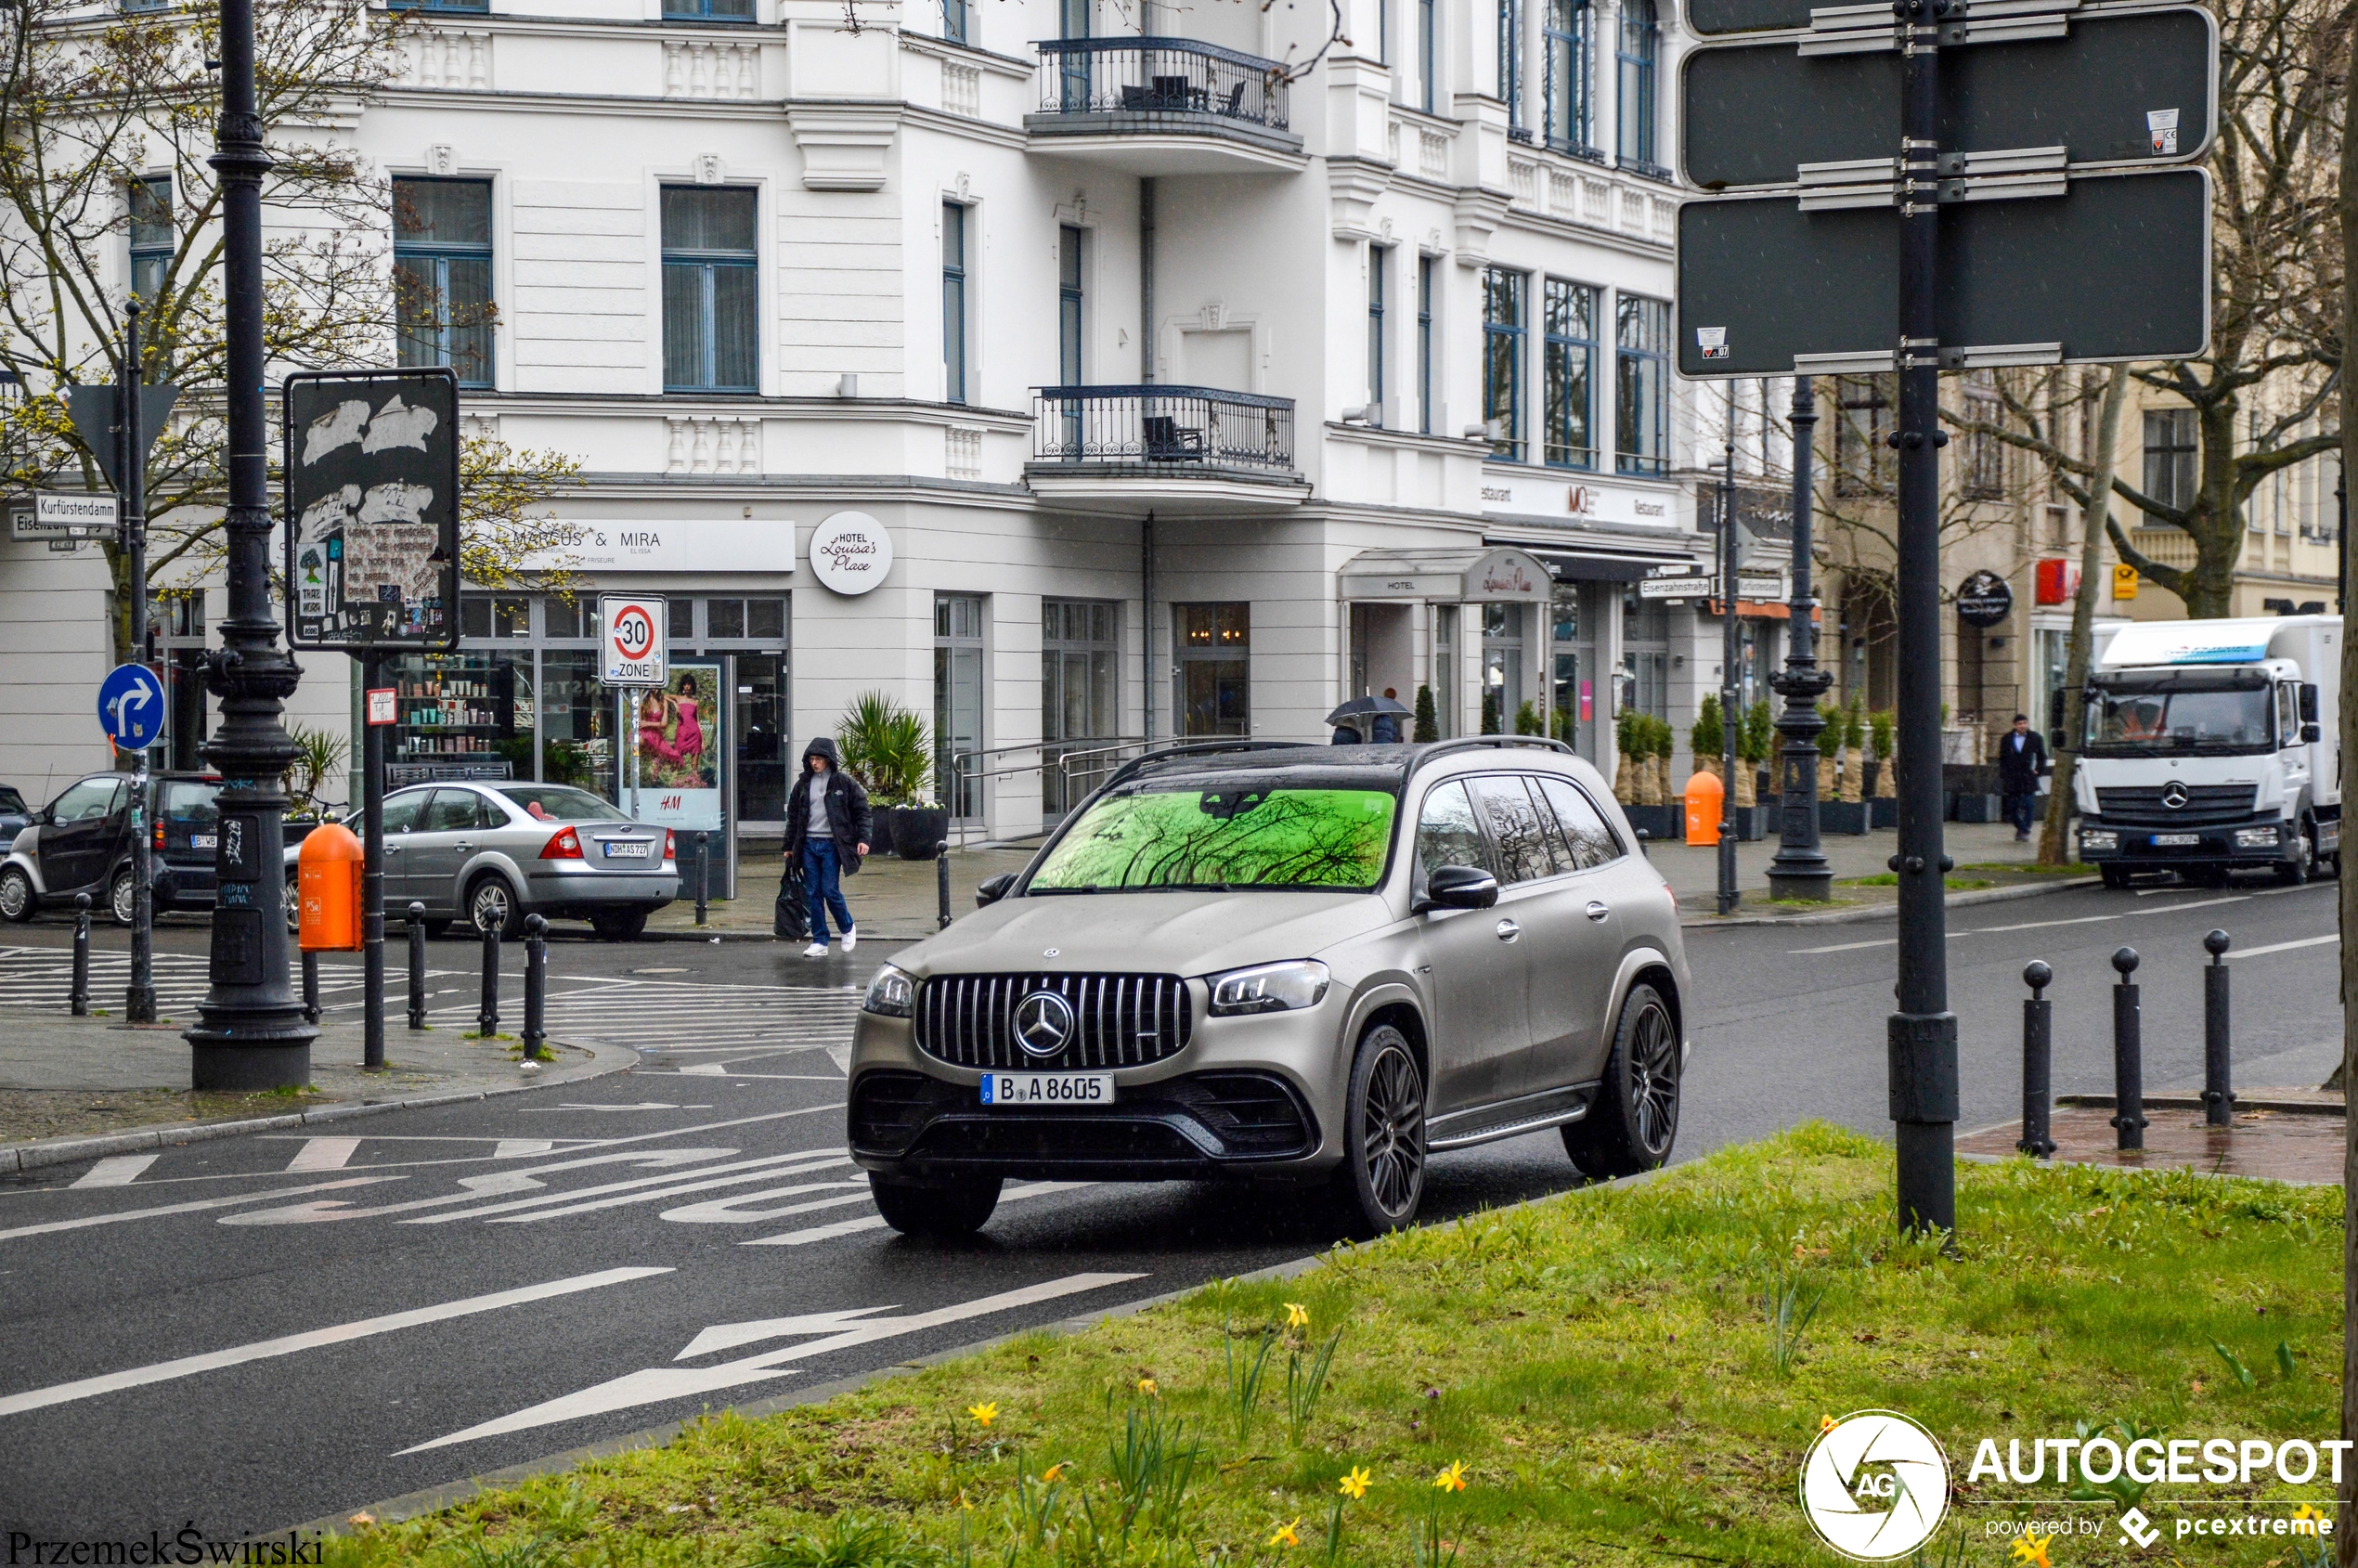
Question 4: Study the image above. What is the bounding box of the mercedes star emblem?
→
[2161,782,2190,810]
[1013,990,1077,1057]
[1043,948,1060,957]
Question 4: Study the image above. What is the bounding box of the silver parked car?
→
[282,782,679,940]
[849,737,1691,1238]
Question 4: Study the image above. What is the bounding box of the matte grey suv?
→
[849,737,1691,1238]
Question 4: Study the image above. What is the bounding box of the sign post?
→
[97,660,165,1020]
[1676,0,2216,1238]
[599,595,668,821]
[281,366,462,1075]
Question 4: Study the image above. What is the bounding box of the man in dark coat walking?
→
[1995,713,2049,842]
[784,737,872,957]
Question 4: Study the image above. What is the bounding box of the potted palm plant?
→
[838,693,942,860]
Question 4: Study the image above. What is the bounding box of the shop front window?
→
[1482,603,1524,733]
[539,650,610,792]
[1176,603,1250,737]
[1043,599,1119,819]
[936,593,987,817]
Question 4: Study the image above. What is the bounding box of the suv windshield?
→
[496,784,635,823]
[1028,777,1399,892]
[2086,674,2276,756]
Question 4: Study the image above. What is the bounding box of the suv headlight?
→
[1206,960,1330,1017]
[863,964,915,1017]
[2080,829,2118,851]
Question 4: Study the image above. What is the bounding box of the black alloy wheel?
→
[1330,1023,1427,1238]
[1563,983,1681,1179]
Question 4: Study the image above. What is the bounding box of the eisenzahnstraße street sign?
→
[282,367,460,653]
[1675,168,2210,377]
[1680,6,2216,190]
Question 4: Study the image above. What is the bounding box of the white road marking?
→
[224,1149,750,1227]
[657,1184,870,1225]
[493,1140,558,1159]
[826,1045,851,1075]
[739,1181,1095,1247]
[1789,938,1895,954]
[0,1177,402,1243]
[0,1267,671,1419]
[480,1156,857,1225]
[1788,892,2259,953]
[680,1064,727,1076]
[645,1070,840,1082]
[2230,933,2339,958]
[69,1155,160,1189]
[526,1103,689,1112]
[283,1137,363,1173]
[398,1271,1144,1453]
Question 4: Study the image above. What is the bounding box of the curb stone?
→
[0,1035,636,1174]
[1678,875,2100,929]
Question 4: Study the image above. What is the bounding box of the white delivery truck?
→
[2071,616,2340,888]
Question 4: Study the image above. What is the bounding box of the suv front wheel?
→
[869,1173,1003,1237]
[1563,982,1680,1179]
[1329,1023,1426,1238]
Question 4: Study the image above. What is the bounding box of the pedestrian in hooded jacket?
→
[784,737,872,958]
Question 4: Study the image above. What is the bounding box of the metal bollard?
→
[2110,946,2146,1151]
[406,902,428,1032]
[477,920,502,1036]
[70,893,92,1017]
[938,849,952,930]
[522,914,549,1062]
[694,832,710,927]
[2203,928,2235,1127]
[301,949,321,1026]
[2018,960,2055,1158]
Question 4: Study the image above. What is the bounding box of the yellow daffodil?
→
[1820,1414,1839,1434]
[1137,1377,1159,1396]
[1268,1519,1302,1548]
[1285,1302,1311,1328]
[958,1490,974,1512]
[2295,1505,2325,1523]
[1338,1466,1373,1499]
[1433,1460,1470,1493]
[967,1402,999,1428]
[1042,1462,1069,1483]
[2010,1532,2054,1568]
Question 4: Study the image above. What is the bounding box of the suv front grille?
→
[2095,784,2258,825]
[913,972,1193,1070]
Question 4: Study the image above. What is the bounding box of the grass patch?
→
[1838,874,1997,890]
[328,1127,2343,1567]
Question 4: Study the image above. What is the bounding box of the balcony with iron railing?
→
[1025,385,1310,513]
[1026,37,1307,173]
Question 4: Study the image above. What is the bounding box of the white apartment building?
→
[3,0,1717,858]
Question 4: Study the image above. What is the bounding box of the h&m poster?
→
[631,662,722,832]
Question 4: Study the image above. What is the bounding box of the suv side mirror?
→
[975,872,1017,907]
[2302,722,2323,744]
[1418,863,1499,912]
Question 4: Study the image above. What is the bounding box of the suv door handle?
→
[1495,918,1521,942]
[1585,901,1611,922]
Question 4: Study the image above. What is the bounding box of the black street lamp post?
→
[1767,376,1833,901]
[1717,444,1741,914]
[185,0,316,1089]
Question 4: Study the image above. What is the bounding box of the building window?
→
[1962,370,2004,499]
[1543,0,1591,155]
[935,593,987,817]
[2143,407,2197,517]
[1367,245,1388,423]
[1614,292,1668,476]
[1419,0,1438,111]
[1481,603,1524,732]
[1542,277,1598,470]
[1616,0,1660,172]
[1175,603,1250,737]
[128,177,171,303]
[1833,376,1892,496]
[943,202,970,404]
[1498,0,1524,135]
[664,0,755,16]
[661,186,758,394]
[1058,225,1084,386]
[393,176,495,388]
[1431,603,1459,737]
[942,0,968,42]
[1418,255,1437,436]
[1043,599,1119,818]
[1483,266,1527,462]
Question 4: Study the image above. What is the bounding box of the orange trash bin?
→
[298,821,365,952]
[1683,768,1725,847]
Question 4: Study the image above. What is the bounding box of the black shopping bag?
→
[774,862,810,941]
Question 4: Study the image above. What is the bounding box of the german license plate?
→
[981,1073,1113,1106]
[2151,833,2201,848]
[191,834,217,850]
[601,839,652,860]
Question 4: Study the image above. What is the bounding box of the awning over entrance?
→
[1517,539,1708,582]
[1336,545,1552,603]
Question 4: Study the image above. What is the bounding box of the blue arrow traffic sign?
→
[97,662,165,751]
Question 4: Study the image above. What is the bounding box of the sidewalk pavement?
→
[0,1007,628,1173]
[646,845,1039,941]
[1958,1095,2345,1185]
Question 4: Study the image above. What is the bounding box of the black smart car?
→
[0,771,225,925]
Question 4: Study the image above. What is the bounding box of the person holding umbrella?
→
[1327,693,1413,745]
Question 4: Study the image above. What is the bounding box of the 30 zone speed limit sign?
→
[600,595,667,686]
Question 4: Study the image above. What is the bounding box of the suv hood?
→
[906,888,1394,978]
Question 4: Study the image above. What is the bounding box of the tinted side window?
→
[1536,776,1623,869]
[1468,774,1554,884]
[382,792,429,834]
[1415,780,1496,877]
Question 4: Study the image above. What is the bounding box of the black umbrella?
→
[1325,694,1413,725]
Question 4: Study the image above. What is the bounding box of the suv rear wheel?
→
[1328,1023,1426,1238]
[1563,982,1680,1179]
[869,1173,1003,1237]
